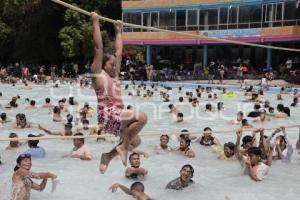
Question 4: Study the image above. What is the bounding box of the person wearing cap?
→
[196,127,221,147]
[235,129,274,181]
[12,153,57,200]
[23,134,46,158]
[13,113,31,129]
[235,128,259,156]
[38,123,73,136]
[166,164,195,190]
[6,133,25,150]
[110,182,152,200]
[253,109,271,123]
[63,133,92,160]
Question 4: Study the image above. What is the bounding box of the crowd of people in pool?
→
[1,12,300,200]
[1,77,300,199]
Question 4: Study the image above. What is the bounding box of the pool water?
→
[0,82,300,200]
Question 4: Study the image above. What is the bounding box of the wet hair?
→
[205,103,212,111]
[269,107,274,112]
[188,97,193,103]
[241,119,248,126]
[178,87,182,91]
[9,133,18,138]
[30,100,35,106]
[204,127,212,132]
[1,113,7,121]
[277,104,284,112]
[246,85,253,92]
[179,97,184,102]
[259,90,264,95]
[82,119,89,124]
[208,94,212,99]
[237,111,244,117]
[130,182,144,192]
[283,107,290,117]
[45,98,50,103]
[160,134,169,141]
[197,93,201,98]
[181,129,189,133]
[66,114,73,123]
[217,102,223,110]
[74,132,84,143]
[168,104,174,109]
[177,112,183,118]
[254,104,261,110]
[129,152,139,161]
[181,164,194,178]
[65,123,73,129]
[127,105,132,110]
[27,134,39,148]
[224,142,235,151]
[247,147,262,157]
[53,106,60,114]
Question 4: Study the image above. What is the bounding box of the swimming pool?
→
[0,82,299,200]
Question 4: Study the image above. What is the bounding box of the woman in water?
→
[11,154,58,200]
[13,113,31,129]
[196,127,221,146]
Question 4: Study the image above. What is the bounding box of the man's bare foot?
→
[116,145,128,167]
[100,153,112,174]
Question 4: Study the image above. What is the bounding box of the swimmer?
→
[253,109,271,123]
[247,104,261,118]
[11,153,58,200]
[125,153,148,180]
[25,100,37,109]
[23,134,46,158]
[291,97,299,107]
[58,99,68,113]
[0,112,12,123]
[42,98,53,108]
[277,94,283,101]
[50,106,63,122]
[76,119,98,135]
[6,133,25,150]
[13,113,32,129]
[63,133,92,160]
[266,107,275,117]
[155,134,172,153]
[235,129,257,156]
[235,129,274,181]
[269,127,293,162]
[222,142,236,160]
[110,182,151,200]
[68,96,78,105]
[275,104,289,118]
[166,164,195,190]
[231,111,244,125]
[176,112,184,123]
[38,123,73,136]
[90,13,147,172]
[196,127,221,146]
[79,103,93,118]
[241,119,253,129]
[174,137,195,158]
[9,96,18,108]
[168,104,178,114]
[205,103,214,112]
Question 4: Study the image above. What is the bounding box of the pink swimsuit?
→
[95,71,124,136]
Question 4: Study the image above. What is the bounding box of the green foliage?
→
[0,0,121,63]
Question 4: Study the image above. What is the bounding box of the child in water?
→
[110,182,151,200]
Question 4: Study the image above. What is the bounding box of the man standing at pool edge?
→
[90,12,148,173]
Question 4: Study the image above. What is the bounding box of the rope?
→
[51,0,300,53]
[1,125,299,142]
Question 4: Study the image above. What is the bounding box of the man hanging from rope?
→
[90,12,148,173]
